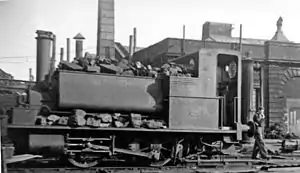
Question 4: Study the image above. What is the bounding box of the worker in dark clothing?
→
[252,106,269,160]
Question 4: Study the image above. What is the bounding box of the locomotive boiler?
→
[4,32,255,167]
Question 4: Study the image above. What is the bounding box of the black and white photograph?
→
[1,0,300,172]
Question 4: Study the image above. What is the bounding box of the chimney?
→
[128,35,133,63]
[202,22,233,40]
[49,34,56,77]
[133,27,137,53]
[66,38,70,62]
[181,25,186,56]
[36,30,53,82]
[29,68,34,81]
[60,47,64,61]
[74,33,85,58]
[96,0,115,59]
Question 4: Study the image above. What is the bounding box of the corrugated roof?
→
[206,35,267,45]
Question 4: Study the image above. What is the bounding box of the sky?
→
[0,0,299,80]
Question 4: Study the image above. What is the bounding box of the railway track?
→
[6,157,293,173]
[8,166,188,173]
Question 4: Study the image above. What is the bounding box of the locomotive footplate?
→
[8,125,238,134]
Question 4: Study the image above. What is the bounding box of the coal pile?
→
[57,52,192,77]
[35,109,167,129]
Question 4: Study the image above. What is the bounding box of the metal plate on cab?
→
[168,97,219,130]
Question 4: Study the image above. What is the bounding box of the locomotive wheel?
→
[68,154,99,168]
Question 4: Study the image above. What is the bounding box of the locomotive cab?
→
[171,49,242,133]
[217,54,239,128]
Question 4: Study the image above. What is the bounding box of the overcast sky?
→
[0,0,299,80]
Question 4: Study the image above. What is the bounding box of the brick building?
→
[132,17,300,135]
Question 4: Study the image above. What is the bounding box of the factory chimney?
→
[96,0,115,59]
[66,38,71,62]
[35,30,53,82]
[128,35,134,63]
[133,27,137,53]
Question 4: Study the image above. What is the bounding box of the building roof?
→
[114,42,144,60]
[205,35,267,45]
[115,42,129,58]
[271,17,290,42]
[73,33,85,40]
[123,45,144,53]
[0,69,13,79]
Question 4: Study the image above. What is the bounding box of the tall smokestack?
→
[49,34,56,78]
[96,0,115,59]
[74,33,85,58]
[29,68,34,81]
[133,27,137,53]
[181,25,186,56]
[36,30,53,82]
[128,35,133,63]
[66,38,70,62]
[60,47,64,61]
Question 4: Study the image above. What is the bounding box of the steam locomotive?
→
[3,40,255,168]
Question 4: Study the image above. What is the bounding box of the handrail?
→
[219,96,225,129]
[234,97,239,123]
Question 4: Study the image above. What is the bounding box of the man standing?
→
[252,106,270,160]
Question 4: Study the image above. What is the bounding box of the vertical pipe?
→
[96,0,102,57]
[60,47,64,61]
[239,24,243,52]
[181,25,185,56]
[260,65,266,138]
[260,64,265,109]
[128,35,133,63]
[66,38,70,62]
[133,27,137,53]
[36,30,53,82]
[1,115,8,173]
[29,68,33,81]
[1,145,7,173]
[29,68,31,81]
[242,56,254,123]
[50,34,56,72]
[241,57,254,142]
